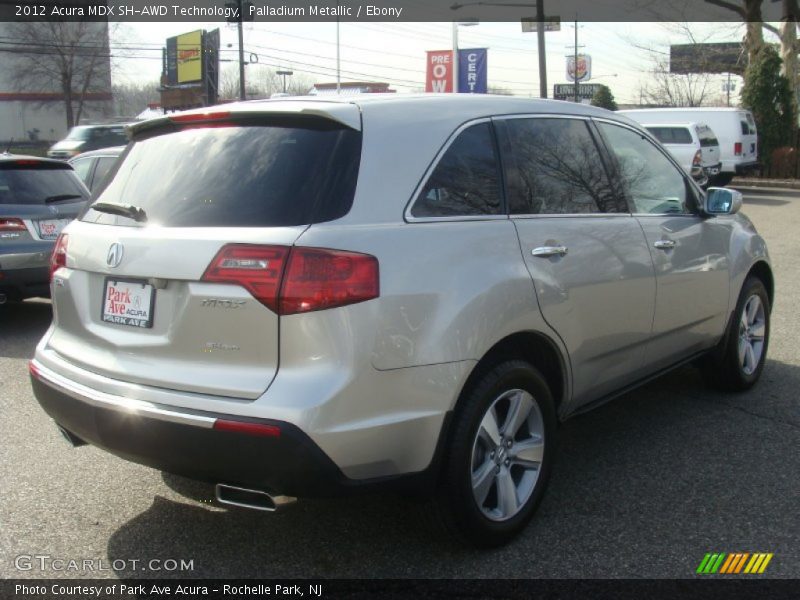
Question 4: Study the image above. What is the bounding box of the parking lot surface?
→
[1,188,798,579]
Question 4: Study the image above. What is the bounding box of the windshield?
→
[82,119,362,227]
[65,127,92,141]
[0,165,89,205]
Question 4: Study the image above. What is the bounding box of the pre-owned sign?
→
[426,50,453,93]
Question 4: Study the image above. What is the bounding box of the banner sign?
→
[458,48,488,93]
[566,53,591,82]
[426,50,453,93]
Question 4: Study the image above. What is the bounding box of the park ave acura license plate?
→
[102,278,155,328]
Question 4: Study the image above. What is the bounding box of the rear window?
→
[696,126,719,147]
[0,163,89,205]
[645,127,693,144]
[82,119,362,227]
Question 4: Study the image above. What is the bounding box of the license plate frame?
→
[101,277,156,329]
[37,218,70,240]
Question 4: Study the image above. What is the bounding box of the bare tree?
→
[5,21,115,129]
[111,81,160,117]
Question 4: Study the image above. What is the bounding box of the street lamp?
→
[276,70,294,94]
[451,1,548,98]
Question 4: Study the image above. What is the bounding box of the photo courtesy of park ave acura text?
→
[0,0,798,595]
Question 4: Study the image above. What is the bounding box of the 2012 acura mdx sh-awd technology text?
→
[29,96,773,546]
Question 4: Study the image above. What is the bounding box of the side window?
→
[70,157,94,185]
[92,156,117,191]
[598,122,691,215]
[412,122,502,218]
[503,118,624,214]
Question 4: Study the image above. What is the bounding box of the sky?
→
[112,20,757,105]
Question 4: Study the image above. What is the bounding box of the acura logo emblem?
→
[107,243,124,268]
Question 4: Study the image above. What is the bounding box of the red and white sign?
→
[426,50,453,93]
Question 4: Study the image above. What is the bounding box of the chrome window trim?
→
[404,117,504,223]
[510,213,632,220]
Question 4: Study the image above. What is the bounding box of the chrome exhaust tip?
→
[215,484,296,512]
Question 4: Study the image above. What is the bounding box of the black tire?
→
[432,360,556,547]
[712,173,734,187]
[702,276,770,391]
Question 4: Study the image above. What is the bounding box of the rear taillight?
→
[281,247,379,315]
[202,245,290,313]
[202,244,380,315]
[0,218,27,233]
[49,233,69,281]
[734,142,743,156]
[692,150,702,166]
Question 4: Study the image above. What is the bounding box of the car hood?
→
[49,140,85,151]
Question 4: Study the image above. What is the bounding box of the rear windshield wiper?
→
[92,201,148,223]
[44,194,85,203]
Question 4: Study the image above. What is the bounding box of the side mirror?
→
[704,187,743,215]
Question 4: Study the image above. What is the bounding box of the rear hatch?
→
[0,159,88,261]
[48,109,362,399]
[696,124,720,169]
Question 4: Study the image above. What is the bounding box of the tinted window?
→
[504,118,622,215]
[740,121,750,135]
[646,127,692,144]
[599,122,691,215]
[412,122,502,218]
[82,121,361,227]
[696,126,719,147]
[0,164,88,205]
[92,156,117,191]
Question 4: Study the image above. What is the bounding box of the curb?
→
[731,178,800,190]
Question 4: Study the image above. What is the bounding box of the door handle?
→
[654,239,676,250]
[532,245,568,258]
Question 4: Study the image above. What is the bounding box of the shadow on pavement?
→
[0,299,51,359]
[105,361,800,578]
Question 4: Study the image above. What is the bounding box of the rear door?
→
[47,113,362,400]
[595,120,730,370]
[498,116,656,407]
[740,112,758,163]
[696,124,721,172]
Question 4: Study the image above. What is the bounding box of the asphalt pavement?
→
[1,188,798,579]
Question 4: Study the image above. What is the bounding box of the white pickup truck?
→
[620,108,758,185]
[639,122,722,188]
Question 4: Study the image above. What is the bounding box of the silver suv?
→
[30,96,773,546]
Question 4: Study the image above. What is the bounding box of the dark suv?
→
[0,154,89,302]
[47,124,129,160]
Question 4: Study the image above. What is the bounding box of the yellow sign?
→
[176,30,202,83]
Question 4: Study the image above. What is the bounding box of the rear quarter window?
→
[81,119,362,227]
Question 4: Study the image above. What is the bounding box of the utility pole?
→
[537,0,547,98]
[452,22,460,93]
[573,17,579,102]
[726,72,731,107]
[237,1,245,101]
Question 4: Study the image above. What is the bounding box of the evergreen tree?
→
[591,85,618,111]
[741,45,796,168]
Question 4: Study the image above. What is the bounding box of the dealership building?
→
[0,22,113,144]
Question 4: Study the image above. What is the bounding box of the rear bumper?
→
[0,266,50,300]
[29,360,446,497]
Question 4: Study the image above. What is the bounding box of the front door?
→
[596,121,730,371]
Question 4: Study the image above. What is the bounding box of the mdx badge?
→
[107,243,124,268]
